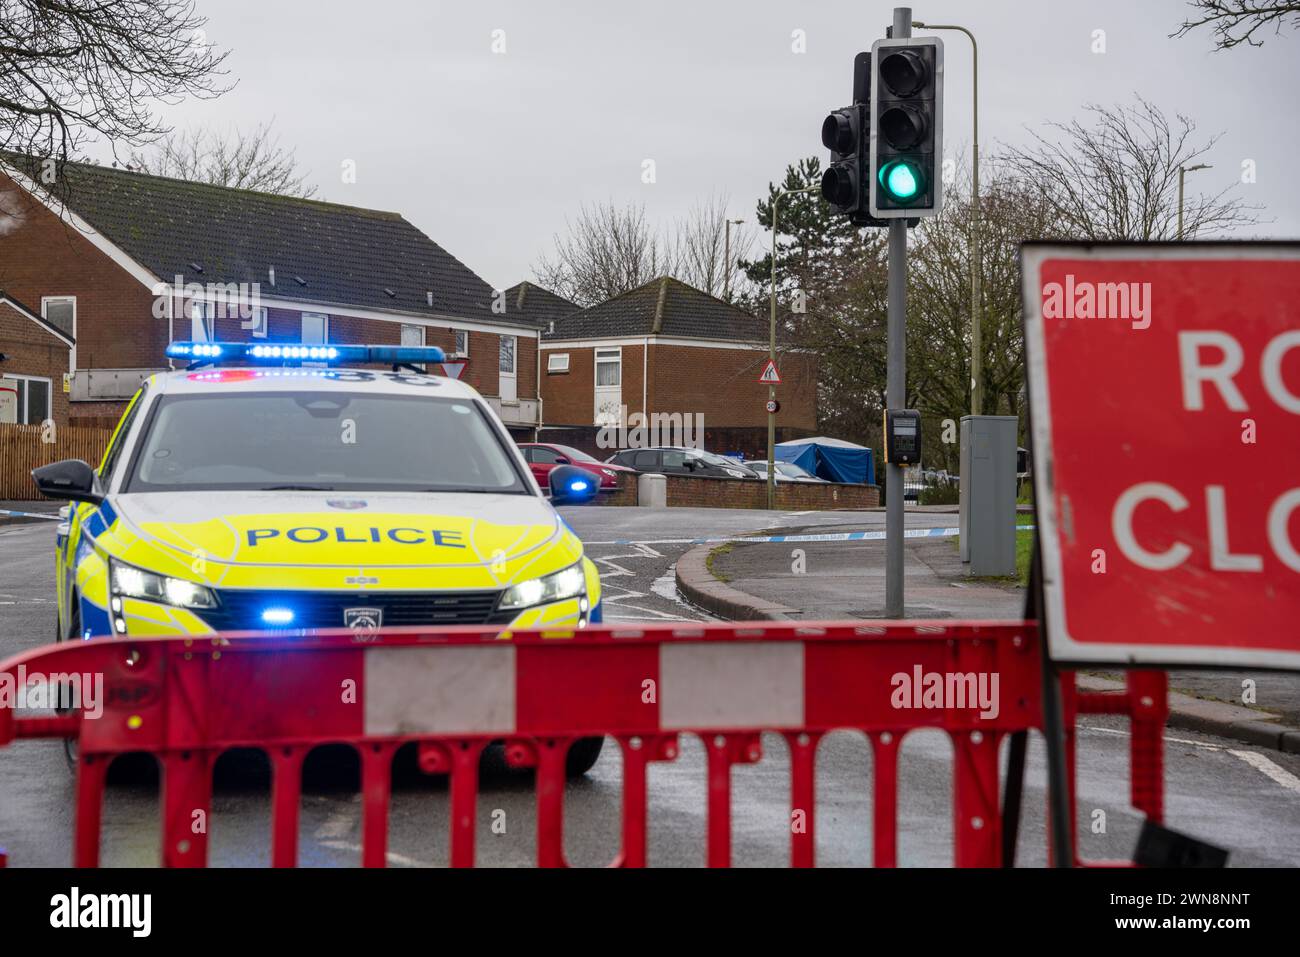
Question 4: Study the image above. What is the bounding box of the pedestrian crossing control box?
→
[883,408,922,465]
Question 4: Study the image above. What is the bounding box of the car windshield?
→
[125,392,528,494]
[687,449,742,468]
[777,462,812,478]
[550,444,599,463]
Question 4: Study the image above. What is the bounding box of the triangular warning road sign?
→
[757,359,781,384]
[440,360,467,380]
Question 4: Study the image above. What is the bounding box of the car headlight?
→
[110,560,217,609]
[498,562,586,611]
[600,468,617,477]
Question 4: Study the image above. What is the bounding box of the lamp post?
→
[724,218,744,301]
[913,20,981,415]
[768,186,818,510]
[1177,164,1211,240]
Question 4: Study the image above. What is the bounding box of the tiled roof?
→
[544,277,770,343]
[502,281,579,329]
[2,155,532,327]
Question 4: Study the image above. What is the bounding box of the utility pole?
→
[883,7,911,618]
[913,20,980,415]
[724,218,744,301]
[1177,164,1211,239]
[768,187,817,510]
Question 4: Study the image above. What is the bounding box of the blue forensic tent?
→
[775,436,875,485]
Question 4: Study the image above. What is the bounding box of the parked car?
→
[518,442,636,492]
[748,459,827,483]
[604,446,760,480]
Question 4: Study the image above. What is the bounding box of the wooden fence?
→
[0,423,114,500]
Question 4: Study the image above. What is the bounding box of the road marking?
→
[319,840,431,868]
[584,526,1036,546]
[1229,749,1300,793]
[1084,724,1300,794]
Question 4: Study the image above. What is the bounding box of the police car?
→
[33,342,606,771]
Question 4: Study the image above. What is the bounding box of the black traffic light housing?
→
[820,51,917,228]
[869,37,944,218]
[820,104,867,216]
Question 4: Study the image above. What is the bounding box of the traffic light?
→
[869,37,943,218]
[820,52,894,227]
[820,104,865,216]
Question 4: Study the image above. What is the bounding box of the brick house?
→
[0,156,541,435]
[536,276,817,458]
[0,291,73,425]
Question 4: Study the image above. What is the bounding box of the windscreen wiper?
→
[259,484,336,491]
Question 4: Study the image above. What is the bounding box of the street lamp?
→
[724,218,745,301]
[913,20,981,415]
[1178,164,1212,240]
[767,186,819,510]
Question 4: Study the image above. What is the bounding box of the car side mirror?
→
[549,464,597,504]
[32,459,104,506]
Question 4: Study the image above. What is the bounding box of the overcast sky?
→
[114,0,1300,292]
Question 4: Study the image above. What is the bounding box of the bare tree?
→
[999,96,1260,241]
[0,0,230,175]
[128,122,317,196]
[533,202,676,307]
[1173,0,1300,49]
[670,193,755,301]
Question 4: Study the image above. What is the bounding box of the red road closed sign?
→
[1022,243,1300,668]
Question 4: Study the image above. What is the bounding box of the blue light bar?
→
[166,341,447,364]
[261,607,295,625]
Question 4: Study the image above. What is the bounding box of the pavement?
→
[674,520,1300,755]
[3,508,1300,866]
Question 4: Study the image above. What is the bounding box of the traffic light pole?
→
[884,7,910,619]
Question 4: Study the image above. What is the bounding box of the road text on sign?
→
[1022,243,1300,668]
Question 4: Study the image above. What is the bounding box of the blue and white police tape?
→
[0,508,61,521]
[585,526,1035,546]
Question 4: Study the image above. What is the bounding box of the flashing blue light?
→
[165,341,446,365]
[261,608,295,625]
[569,480,590,492]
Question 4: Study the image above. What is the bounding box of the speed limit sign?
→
[765,399,780,414]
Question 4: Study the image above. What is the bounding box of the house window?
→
[401,324,425,348]
[302,313,328,344]
[42,297,75,370]
[453,329,469,357]
[595,348,621,387]
[401,324,426,371]
[190,300,214,342]
[42,297,75,338]
[1,375,52,425]
[547,353,570,373]
[244,306,268,338]
[499,335,516,375]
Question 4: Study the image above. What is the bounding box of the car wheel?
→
[566,736,604,777]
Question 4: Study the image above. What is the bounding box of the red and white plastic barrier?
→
[0,620,1164,867]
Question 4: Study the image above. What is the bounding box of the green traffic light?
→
[879,160,924,202]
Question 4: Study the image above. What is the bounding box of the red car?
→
[518,442,634,492]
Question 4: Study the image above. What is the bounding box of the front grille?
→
[198,589,511,631]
